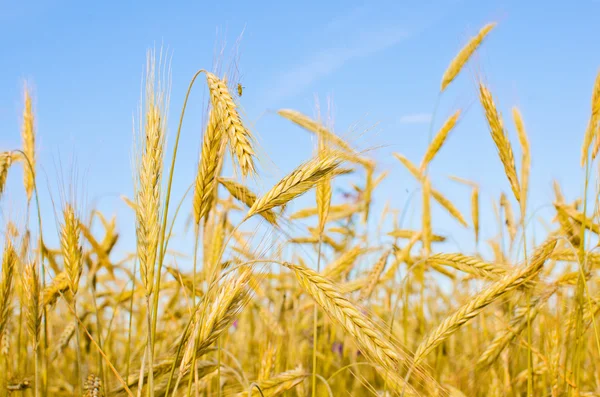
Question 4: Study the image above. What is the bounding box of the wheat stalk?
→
[218,177,277,224]
[422,178,432,256]
[426,253,507,281]
[246,152,343,219]
[282,261,422,395]
[317,132,332,233]
[431,187,468,227]
[476,288,555,370]
[321,246,363,280]
[388,229,445,242]
[500,193,517,244]
[43,272,71,307]
[413,239,556,364]
[21,84,36,202]
[393,153,422,181]
[441,23,496,91]
[239,366,306,396]
[278,109,355,154]
[23,261,41,345]
[582,69,600,163]
[60,205,83,296]
[472,187,480,244]
[512,107,530,217]
[193,107,226,224]
[0,152,14,199]
[479,83,521,203]
[359,250,391,300]
[134,51,168,296]
[420,110,461,171]
[0,239,17,339]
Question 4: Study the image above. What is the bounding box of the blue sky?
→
[2,0,600,263]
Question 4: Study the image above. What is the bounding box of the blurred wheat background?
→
[1,2,600,397]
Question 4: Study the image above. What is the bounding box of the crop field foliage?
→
[1,22,600,396]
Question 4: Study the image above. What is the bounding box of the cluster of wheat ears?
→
[1,21,599,397]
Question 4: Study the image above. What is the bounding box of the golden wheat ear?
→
[0,152,15,199]
[246,151,344,220]
[21,84,36,203]
[441,22,496,92]
[0,239,17,339]
[193,108,226,225]
[479,83,521,203]
[205,72,256,177]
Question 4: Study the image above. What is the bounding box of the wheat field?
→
[1,21,599,396]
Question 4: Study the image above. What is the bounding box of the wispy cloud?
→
[398,113,432,124]
[264,24,409,105]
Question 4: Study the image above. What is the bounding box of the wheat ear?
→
[441,23,496,91]
[512,107,530,217]
[218,178,277,225]
[21,84,36,202]
[472,187,480,244]
[420,110,461,171]
[134,52,168,296]
[582,69,600,164]
[247,152,343,219]
[206,72,255,177]
[193,107,226,224]
[479,83,521,203]
[283,261,422,394]
[0,152,14,200]
[426,253,507,281]
[0,239,17,339]
[23,261,41,345]
[413,239,556,364]
[60,205,83,296]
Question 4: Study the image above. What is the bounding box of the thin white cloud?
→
[264,25,409,104]
[399,113,432,124]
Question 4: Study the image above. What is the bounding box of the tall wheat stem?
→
[150,68,206,376]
